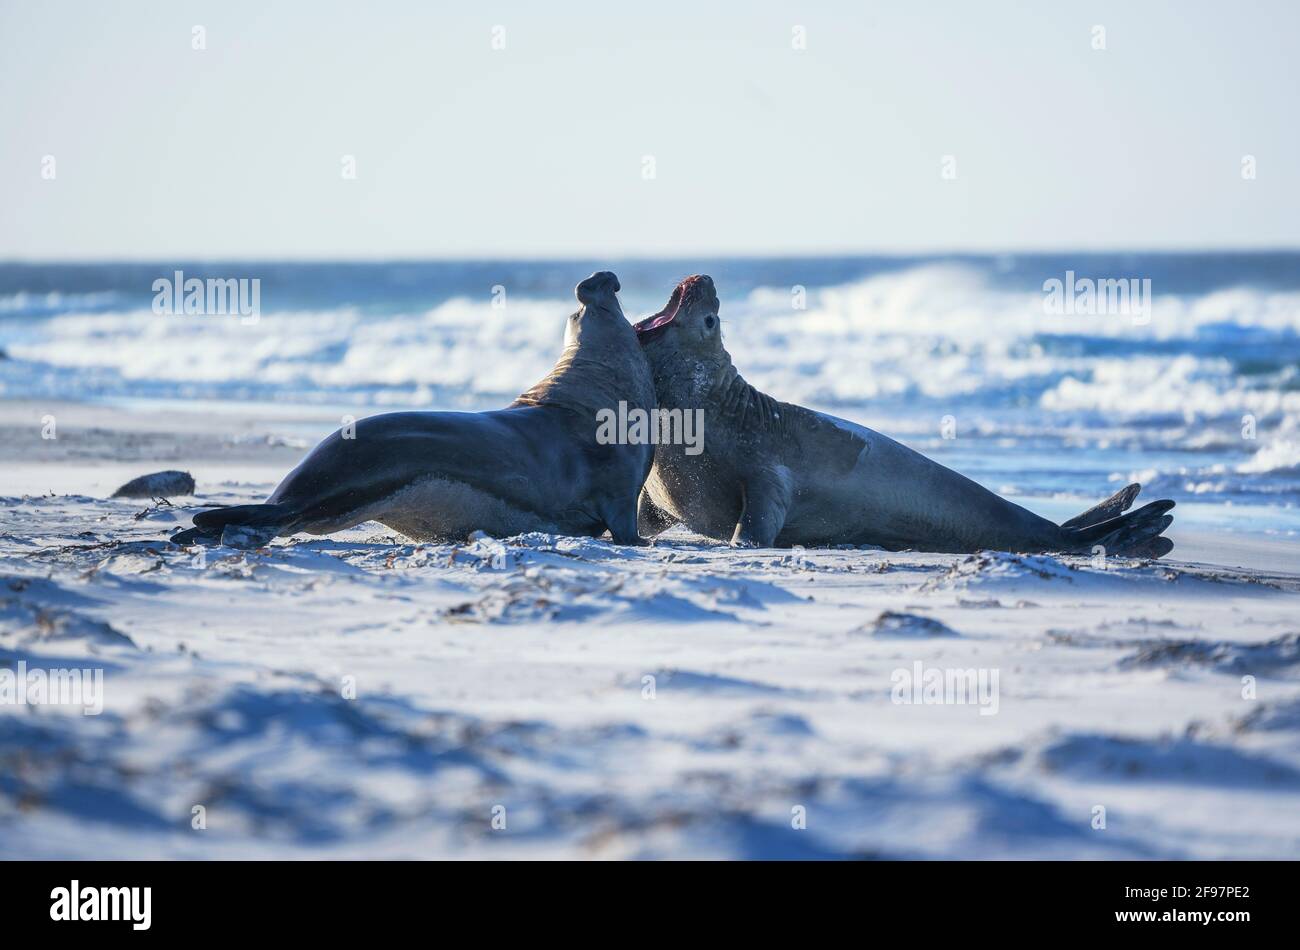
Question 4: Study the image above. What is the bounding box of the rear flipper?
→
[1060,484,1175,558]
[171,503,295,548]
[1061,482,1142,530]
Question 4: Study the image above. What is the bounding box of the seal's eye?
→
[704,315,716,330]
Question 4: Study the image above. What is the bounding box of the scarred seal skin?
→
[633,275,1174,557]
[173,272,656,546]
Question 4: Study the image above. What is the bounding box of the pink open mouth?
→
[634,275,707,342]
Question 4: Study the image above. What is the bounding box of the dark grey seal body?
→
[173,272,655,546]
[633,275,1175,557]
[112,470,196,499]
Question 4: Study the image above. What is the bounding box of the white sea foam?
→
[6,265,1298,417]
[6,296,565,405]
[1237,438,1300,475]
[3,264,1298,509]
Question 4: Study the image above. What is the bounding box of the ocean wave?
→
[4,296,566,406]
[4,264,1297,412]
[0,290,122,316]
[1237,438,1300,475]
[2,261,1298,509]
[734,267,1300,432]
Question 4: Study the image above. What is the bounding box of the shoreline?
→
[2,396,1295,572]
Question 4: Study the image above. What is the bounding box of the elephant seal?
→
[172,271,655,546]
[112,470,196,499]
[632,275,1175,557]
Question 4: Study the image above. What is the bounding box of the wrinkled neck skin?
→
[512,305,655,419]
[644,342,730,408]
[644,343,795,451]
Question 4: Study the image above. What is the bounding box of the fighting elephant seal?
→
[172,271,655,546]
[632,275,1175,557]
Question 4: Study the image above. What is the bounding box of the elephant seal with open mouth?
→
[633,275,1174,557]
[172,271,655,546]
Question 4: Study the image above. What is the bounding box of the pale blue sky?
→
[2,0,1297,258]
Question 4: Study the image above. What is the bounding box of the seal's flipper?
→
[1063,498,1176,558]
[1061,483,1142,530]
[194,502,292,533]
[599,495,647,546]
[730,473,792,548]
[172,502,295,546]
[1124,535,1175,560]
[169,526,210,546]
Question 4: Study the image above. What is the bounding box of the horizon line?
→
[4,245,1300,266]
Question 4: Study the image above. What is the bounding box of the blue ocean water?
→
[2,254,1298,538]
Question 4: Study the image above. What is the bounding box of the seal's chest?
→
[647,450,743,539]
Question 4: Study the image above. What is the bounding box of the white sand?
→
[2,400,1299,859]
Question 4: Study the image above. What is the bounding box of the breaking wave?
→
[2,256,1298,510]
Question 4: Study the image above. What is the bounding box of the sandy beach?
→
[3,398,1298,859]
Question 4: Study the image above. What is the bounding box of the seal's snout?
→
[576,271,621,305]
[635,274,720,343]
[682,274,718,312]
